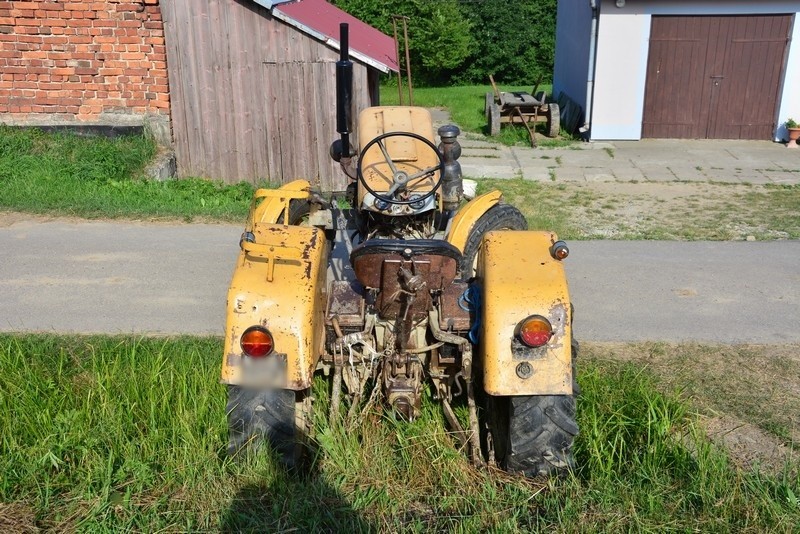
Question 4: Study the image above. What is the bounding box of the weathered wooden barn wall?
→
[161,0,375,190]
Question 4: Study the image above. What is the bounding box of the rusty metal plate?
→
[326,280,365,328]
[439,281,472,332]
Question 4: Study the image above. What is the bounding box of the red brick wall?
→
[0,0,169,123]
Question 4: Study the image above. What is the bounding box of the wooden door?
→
[642,15,792,140]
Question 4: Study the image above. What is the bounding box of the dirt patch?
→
[583,342,800,474]
[0,502,39,533]
[564,182,799,240]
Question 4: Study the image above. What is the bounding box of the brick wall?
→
[0,0,170,134]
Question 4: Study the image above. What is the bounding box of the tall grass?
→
[0,126,256,221]
[1,335,797,531]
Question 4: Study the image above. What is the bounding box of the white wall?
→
[590,11,650,139]
[589,0,800,141]
[553,0,594,118]
[776,17,800,141]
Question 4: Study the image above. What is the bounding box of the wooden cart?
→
[485,75,560,147]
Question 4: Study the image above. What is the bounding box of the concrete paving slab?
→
[639,168,679,182]
[553,167,587,182]
[702,168,744,184]
[584,172,617,182]
[435,108,800,186]
[521,168,554,181]
[761,171,800,184]
[609,168,646,182]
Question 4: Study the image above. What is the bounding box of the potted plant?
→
[786,118,800,148]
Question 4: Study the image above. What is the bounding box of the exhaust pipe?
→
[331,22,354,162]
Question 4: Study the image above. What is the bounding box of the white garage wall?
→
[590,12,650,139]
[589,0,799,141]
[776,18,800,141]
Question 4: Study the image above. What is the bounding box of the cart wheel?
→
[546,103,561,138]
[488,103,501,136]
[484,92,494,121]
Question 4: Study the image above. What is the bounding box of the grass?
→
[0,126,256,222]
[380,84,577,147]
[475,179,800,240]
[586,342,800,449]
[1,334,798,531]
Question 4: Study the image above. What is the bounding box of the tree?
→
[455,0,557,85]
[333,0,474,84]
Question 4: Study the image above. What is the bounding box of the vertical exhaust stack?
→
[333,22,354,161]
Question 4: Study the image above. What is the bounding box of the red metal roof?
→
[274,0,399,72]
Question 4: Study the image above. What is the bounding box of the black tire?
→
[459,203,527,280]
[280,198,310,226]
[489,394,577,478]
[227,386,310,468]
[488,103,501,136]
[546,103,561,138]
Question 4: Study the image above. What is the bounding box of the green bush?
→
[334,0,557,86]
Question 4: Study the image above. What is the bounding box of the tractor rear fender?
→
[250,179,311,225]
[446,190,502,253]
[221,223,328,390]
[477,230,573,396]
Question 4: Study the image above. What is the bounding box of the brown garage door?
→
[642,15,792,140]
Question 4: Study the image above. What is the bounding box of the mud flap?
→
[477,231,573,396]
[221,223,328,390]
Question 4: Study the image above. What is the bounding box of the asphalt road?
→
[1,218,798,343]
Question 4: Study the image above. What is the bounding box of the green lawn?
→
[1,334,797,531]
[380,83,575,147]
[0,126,256,222]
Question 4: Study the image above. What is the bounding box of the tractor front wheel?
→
[227,386,311,468]
[459,203,527,280]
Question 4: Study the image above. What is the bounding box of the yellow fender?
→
[251,179,311,225]
[221,222,328,390]
[446,190,502,253]
[477,230,573,396]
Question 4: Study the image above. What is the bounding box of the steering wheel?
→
[357,131,444,206]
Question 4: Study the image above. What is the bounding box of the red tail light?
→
[516,316,553,348]
[241,326,274,357]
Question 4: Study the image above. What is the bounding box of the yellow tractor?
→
[222,24,577,477]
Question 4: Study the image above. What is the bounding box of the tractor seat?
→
[350,239,462,291]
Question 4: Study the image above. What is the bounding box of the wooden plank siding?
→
[161,0,376,189]
[642,15,792,140]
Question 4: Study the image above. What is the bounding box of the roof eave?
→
[269,6,393,73]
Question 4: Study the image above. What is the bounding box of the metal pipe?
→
[336,23,353,157]
[585,0,600,134]
[392,17,403,105]
[401,16,413,105]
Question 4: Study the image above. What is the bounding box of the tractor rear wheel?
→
[227,386,311,468]
[488,393,577,478]
[459,203,527,280]
[546,103,561,138]
[484,329,579,478]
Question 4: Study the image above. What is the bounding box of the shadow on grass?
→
[220,474,374,532]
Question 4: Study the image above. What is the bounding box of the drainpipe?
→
[584,0,600,139]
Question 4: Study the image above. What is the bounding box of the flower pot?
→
[788,127,800,148]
